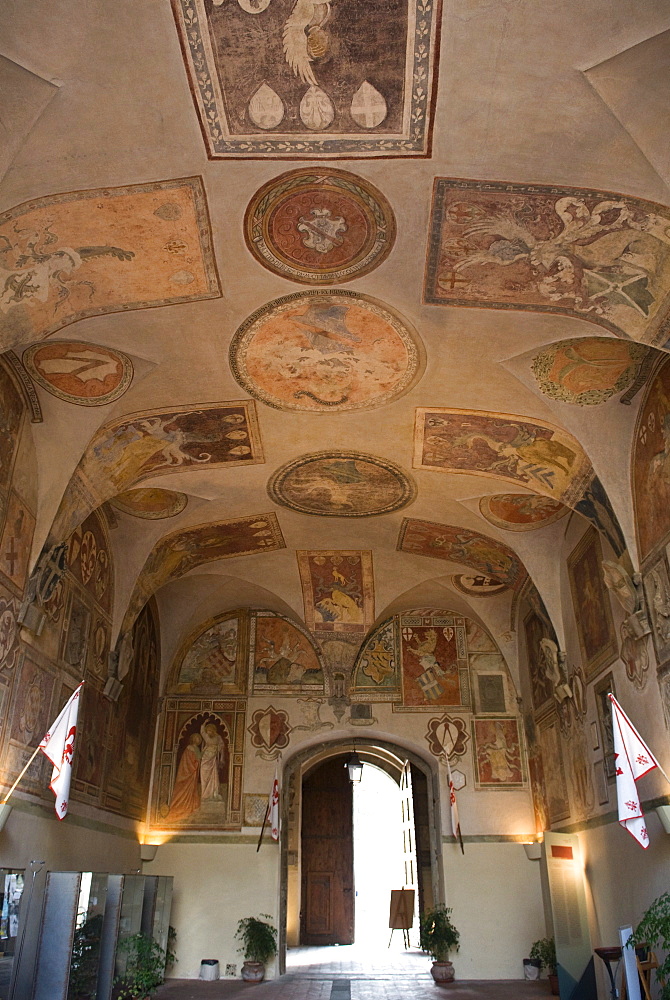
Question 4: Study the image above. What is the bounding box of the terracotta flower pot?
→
[430,960,455,985]
[548,972,559,995]
[241,960,265,983]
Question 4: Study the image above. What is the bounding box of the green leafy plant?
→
[419,905,460,963]
[235,915,277,964]
[629,891,670,1000]
[529,937,557,976]
[68,913,103,999]
[114,933,169,999]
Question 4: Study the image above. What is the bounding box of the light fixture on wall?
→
[0,803,12,832]
[522,839,542,860]
[655,804,670,834]
[345,749,363,783]
[140,843,159,862]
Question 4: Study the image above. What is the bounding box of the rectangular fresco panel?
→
[151,698,246,830]
[397,518,521,588]
[123,513,285,634]
[172,0,441,158]
[568,528,617,679]
[297,551,374,633]
[0,492,35,592]
[53,400,263,544]
[0,177,220,351]
[523,610,554,715]
[398,614,466,711]
[424,178,670,347]
[251,612,325,694]
[593,672,617,780]
[413,408,592,507]
[643,555,670,665]
[633,357,670,560]
[472,717,524,788]
[536,714,570,823]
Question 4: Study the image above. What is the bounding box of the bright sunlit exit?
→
[353,764,409,948]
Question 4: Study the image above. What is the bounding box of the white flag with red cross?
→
[609,693,659,848]
[270,767,280,842]
[39,682,84,820]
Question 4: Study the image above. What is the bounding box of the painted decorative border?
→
[171,0,441,158]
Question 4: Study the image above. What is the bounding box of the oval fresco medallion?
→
[530,338,648,406]
[230,290,422,413]
[244,168,396,285]
[268,451,417,517]
[479,494,569,531]
[451,574,508,598]
[23,341,133,406]
[109,488,188,520]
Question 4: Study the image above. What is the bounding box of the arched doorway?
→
[278,738,444,973]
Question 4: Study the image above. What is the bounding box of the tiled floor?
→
[155,943,551,999]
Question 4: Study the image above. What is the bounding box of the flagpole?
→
[1,745,43,805]
[256,803,270,852]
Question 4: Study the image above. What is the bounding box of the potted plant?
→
[629,891,670,999]
[419,904,460,985]
[235,914,277,983]
[529,937,558,995]
[114,932,169,999]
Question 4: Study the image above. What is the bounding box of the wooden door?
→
[300,757,354,945]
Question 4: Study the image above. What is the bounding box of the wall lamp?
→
[522,839,543,860]
[140,843,159,862]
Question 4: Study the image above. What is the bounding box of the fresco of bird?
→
[283,0,332,86]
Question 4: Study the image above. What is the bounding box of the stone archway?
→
[277,737,444,972]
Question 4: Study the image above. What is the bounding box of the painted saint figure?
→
[166,733,202,821]
[200,722,226,801]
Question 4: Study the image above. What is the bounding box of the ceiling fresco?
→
[478,494,569,532]
[529,338,649,407]
[244,168,396,283]
[230,290,422,412]
[424,179,670,350]
[172,0,441,158]
[0,177,220,352]
[23,342,134,406]
[48,401,263,544]
[268,450,416,516]
[108,488,189,520]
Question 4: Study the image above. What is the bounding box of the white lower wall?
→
[144,840,281,980]
[442,840,546,980]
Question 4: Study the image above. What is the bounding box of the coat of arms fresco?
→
[172,0,441,158]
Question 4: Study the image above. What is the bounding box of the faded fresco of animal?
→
[530,338,650,406]
[0,364,24,511]
[230,290,420,412]
[350,619,400,699]
[414,407,626,555]
[269,451,416,517]
[297,550,374,633]
[0,177,220,351]
[0,492,35,593]
[109,488,188,520]
[172,0,441,158]
[425,179,670,350]
[121,514,285,636]
[48,401,263,544]
[633,356,670,560]
[399,616,466,709]
[251,612,325,693]
[398,518,522,588]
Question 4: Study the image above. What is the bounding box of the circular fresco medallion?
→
[23,341,133,406]
[230,290,422,413]
[244,168,396,285]
[530,338,648,406]
[479,494,569,531]
[451,574,508,598]
[109,488,188,520]
[268,451,416,517]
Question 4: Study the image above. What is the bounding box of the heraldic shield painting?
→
[172,0,441,158]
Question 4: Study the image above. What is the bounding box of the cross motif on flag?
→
[609,694,661,849]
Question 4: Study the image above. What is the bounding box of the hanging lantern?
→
[345,750,363,783]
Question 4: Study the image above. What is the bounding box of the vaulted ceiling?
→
[3,0,670,680]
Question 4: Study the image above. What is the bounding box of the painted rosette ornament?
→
[244,168,396,285]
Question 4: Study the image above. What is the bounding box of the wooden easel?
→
[388,888,415,948]
[620,950,658,1000]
